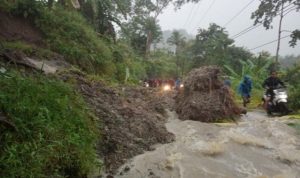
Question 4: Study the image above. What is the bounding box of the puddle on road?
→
[115,110,300,178]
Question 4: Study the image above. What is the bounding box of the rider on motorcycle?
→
[262,71,285,110]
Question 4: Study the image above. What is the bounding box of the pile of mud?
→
[175,66,242,122]
[60,71,174,174]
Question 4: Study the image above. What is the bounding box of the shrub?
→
[35,7,113,73]
[0,70,99,177]
[8,0,44,19]
[284,64,300,111]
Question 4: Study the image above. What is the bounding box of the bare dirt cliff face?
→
[175,66,242,122]
[0,11,43,45]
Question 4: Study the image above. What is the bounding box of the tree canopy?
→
[251,0,300,46]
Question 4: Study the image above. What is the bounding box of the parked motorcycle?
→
[263,87,290,116]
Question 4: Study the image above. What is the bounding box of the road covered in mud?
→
[70,65,299,177]
[116,110,300,178]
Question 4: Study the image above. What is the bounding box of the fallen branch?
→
[1,50,38,70]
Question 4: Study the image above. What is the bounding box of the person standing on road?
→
[175,78,181,90]
[238,75,253,107]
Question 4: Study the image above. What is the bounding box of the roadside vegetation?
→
[0,69,98,177]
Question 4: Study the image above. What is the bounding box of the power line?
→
[224,0,256,27]
[282,2,296,10]
[185,0,204,28]
[192,0,217,33]
[283,5,298,16]
[249,34,290,50]
[231,2,297,39]
[183,3,196,27]
[232,23,262,39]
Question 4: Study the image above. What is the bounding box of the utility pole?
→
[275,1,284,65]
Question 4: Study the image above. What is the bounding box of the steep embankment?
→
[0,70,98,178]
[0,10,175,177]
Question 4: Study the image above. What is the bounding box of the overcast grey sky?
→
[158,0,300,56]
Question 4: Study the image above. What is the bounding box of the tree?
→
[290,29,300,46]
[121,16,162,55]
[253,51,274,67]
[251,0,300,62]
[167,30,186,76]
[79,0,132,41]
[127,0,202,57]
[192,23,234,67]
[131,0,173,57]
[226,46,253,73]
[47,0,54,8]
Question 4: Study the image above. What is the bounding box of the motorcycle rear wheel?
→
[278,102,289,116]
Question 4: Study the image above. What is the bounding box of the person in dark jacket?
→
[238,75,252,107]
[262,71,285,109]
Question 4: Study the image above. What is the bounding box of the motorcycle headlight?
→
[278,94,287,99]
[163,85,171,91]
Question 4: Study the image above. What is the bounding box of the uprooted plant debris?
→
[175,66,242,122]
[60,71,175,174]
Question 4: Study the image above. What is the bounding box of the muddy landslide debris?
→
[175,66,242,122]
[60,70,175,174]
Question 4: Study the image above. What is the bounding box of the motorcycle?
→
[162,84,172,91]
[143,81,149,88]
[263,86,290,116]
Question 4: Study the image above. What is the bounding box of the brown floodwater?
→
[116,110,300,178]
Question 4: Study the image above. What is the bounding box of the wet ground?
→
[115,110,300,178]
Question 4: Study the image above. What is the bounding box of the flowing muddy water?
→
[115,110,300,178]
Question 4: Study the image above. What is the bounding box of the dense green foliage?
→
[192,24,234,67]
[284,64,300,110]
[146,51,177,78]
[224,52,273,107]
[0,70,98,178]
[0,0,151,82]
[36,8,113,73]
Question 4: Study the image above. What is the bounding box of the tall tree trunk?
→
[145,31,153,58]
[70,0,80,9]
[181,57,186,77]
[175,46,179,77]
[47,0,54,9]
[58,0,66,7]
[78,0,85,7]
[275,2,284,65]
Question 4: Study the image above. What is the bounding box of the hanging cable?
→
[231,3,297,39]
[183,3,197,27]
[249,34,290,50]
[192,0,217,33]
[185,0,205,28]
[232,24,262,39]
[224,0,256,27]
